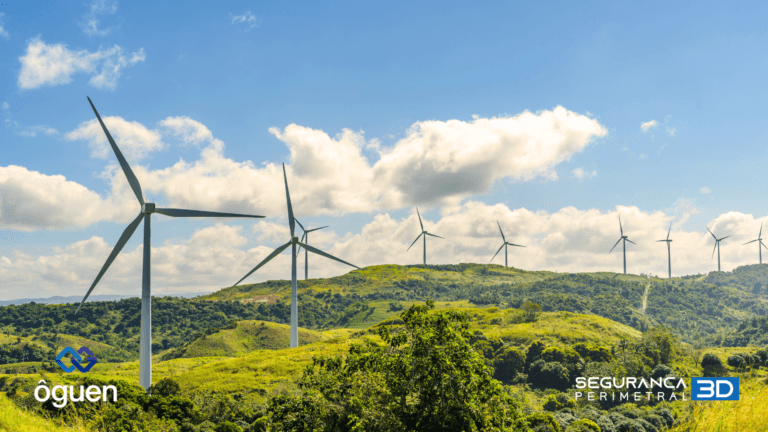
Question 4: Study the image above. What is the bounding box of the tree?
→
[701,353,727,377]
[266,301,529,431]
[493,347,526,383]
[523,300,542,322]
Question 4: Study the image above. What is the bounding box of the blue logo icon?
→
[55,347,98,373]
[691,377,739,400]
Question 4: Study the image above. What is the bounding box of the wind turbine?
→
[706,226,731,272]
[294,219,328,280]
[743,221,768,264]
[657,222,673,278]
[490,221,525,267]
[609,215,636,274]
[233,163,359,348]
[407,208,444,265]
[76,97,265,391]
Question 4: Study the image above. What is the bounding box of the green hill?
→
[161,320,330,360]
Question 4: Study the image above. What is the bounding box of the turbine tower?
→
[743,221,768,264]
[407,208,444,265]
[490,221,525,267]
[706,226,731,272]
[609,215,636,274]
[76,97,265,391]
[294,219,328,280]
[233,163,359,348]
[656,222,673,278]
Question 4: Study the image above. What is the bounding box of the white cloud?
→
[0,165,132,231]
[230,11,259,30]
[0,13,8,38]
[666,126,676,136]
[17,125,59,138]
[159,116,224,151]
[18,38,144,90]
[65,115,164,160]
[572,168,596,179]
[700,187,711,194]
[80,0,118,36]
[1,102,9,110]
[640,120,657,132]
[5,202,768,298]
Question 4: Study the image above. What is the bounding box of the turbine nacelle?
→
[291,236,300,244]
[141,203,156,214]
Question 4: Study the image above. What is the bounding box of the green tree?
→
[493,347,526,383]
[523,300,542,322]
[266,301,529,431]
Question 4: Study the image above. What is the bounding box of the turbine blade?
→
[667,222,672,240]
[282,163,295,237]
[416,208,424,231]
[618,215,623,236]
[706,226,717,240]
[298,241,359,269]
[609,237,622,252]
[490,243,505,262]
[295,218,306,233]
[507,243,525,248]
[626,239,637,245]
[296,232,307,256]
[155,208,264,218]
[76,212,144,313]
[497,220,506,243]
[762,241,768,250]
[712,241,717,258]
[425,232,444,239]
[720,235,731,241]
[657,239,666,243]
[307,226,329,233]
[760,221,763,239]
[87,97,144,205]
[744,239,759,245]
[234,240,292,287]
[407,233,424,251]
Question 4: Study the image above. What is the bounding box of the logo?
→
[691,377,739,401]
[55,347,97,373]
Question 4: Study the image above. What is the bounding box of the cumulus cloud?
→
[572,168,596,179]
[700,187,711,194]
[5,203,768,299]
[0,13,8,38]
[17,38,144,90]
[80,0,118,36]
[65,115,164,160]
[0,165,132,231]
[641,120,657,132]
[230,11,259,30]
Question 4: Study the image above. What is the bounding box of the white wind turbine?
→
[407,208,444,265]
[294,219,328,280]
[76,97,265,391]
[490,221,525,267]
[233,163,359,348]
[743,221,768,264]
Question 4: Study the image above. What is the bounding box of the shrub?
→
[701,353,727,376]
[526,412,563,432]
[542,393,576,412]
[493,347,526,383]
[727,355,745,368]
[565,418,601,432]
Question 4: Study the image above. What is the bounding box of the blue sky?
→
[1,1,768,299]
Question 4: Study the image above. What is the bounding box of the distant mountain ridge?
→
[0,292,210,307]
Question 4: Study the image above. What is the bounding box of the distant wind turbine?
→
[656,222,673,278]
[490,221,525,267]
[706,226,731,272]
[407,208,444,265]
[233,163,359,348]
[743,221,768,264]
[610,215,636,274]
[76,97,265,391]
[295,219,328,280]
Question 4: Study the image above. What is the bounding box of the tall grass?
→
[0,394,88,432]
[671,378,768,432]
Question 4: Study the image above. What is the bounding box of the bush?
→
[542,393,576,412]
[566,418,601,432]
[493,347,526,383]
[530,361,570,390]
[701,353,727,376]
[727,355,745,368]
[526,412,563,432]
[527,340,547,369]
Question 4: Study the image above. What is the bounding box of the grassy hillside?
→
[0,394,88,432]
[161,320,330,359]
